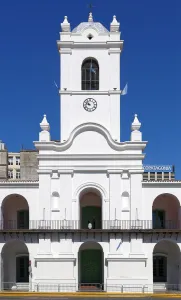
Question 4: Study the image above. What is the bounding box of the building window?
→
[153,210,165,229]
[82,58,99,90]
[16,171,20,179]
[153,256,167,282]
[8,157,13,165]
[16,157,20,166]
[8,170,13,179]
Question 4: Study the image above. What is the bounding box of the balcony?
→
[0,219,181,232]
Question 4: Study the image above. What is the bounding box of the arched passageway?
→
[79,189,102,229]
[153,240,180,285]
[1,194,29,229]
[1,240,29,290]
[78,242,104,290]
[152,194,180,229]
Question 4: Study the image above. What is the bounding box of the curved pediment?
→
[66,123,118,154]
[35,123,147,155]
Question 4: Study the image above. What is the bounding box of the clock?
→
[83,98,97,112]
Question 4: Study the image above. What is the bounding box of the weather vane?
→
[87,3,95,13]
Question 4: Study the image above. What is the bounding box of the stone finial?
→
[131,114,141,131]
[39,114,50,142]
[110,15,120,32]
[40,114,50,131]
[88,12,93,22]
[61,16,71,32]
[131,114,142,141]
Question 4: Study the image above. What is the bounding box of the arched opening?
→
[78,242,104,290]
[2,194,29,229]
[1,240,29,290]
[153,240,180,286]
[152,193,180,229]
[81,58,99,90]
[79,189,102,229]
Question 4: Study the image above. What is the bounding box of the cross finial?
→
[88,3,95,13]
[87,3,95,22]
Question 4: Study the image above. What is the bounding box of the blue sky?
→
[0,0,181,177]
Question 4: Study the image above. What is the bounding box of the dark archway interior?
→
[80,190,102,229]
[79,242,104,289]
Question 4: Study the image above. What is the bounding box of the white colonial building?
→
[0,12,181,293]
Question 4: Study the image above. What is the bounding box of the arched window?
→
[82,58,99,90]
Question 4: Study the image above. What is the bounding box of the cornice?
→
[143,181,181,186]
[37,167,145,175]
[57,40,123,50]
[59,90,122,95]
[37,154,145,160]
[0,181,39,188]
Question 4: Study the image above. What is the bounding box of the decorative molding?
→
[35,253,76,263]
[37,170,52,175]
[51,171,60,179]
[34,257,76,263]
[0,181,39,188]
[107,169,123,175]
[57,40,124,50]
[34,123,147,153]
[129,169,144,174]
[121,172,129,179]
[108,50,122,54]
[37,154,146,161]
[59,90,122,95]
[143,181,181,185]
[106,256,147,263]
[58,169,74,175]
[59,49,72,54]
[73,181,108,202]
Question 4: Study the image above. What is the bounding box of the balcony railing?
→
[0,220,181,230]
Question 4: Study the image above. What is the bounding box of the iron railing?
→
[1,282,181,293]
[1,220,181,230]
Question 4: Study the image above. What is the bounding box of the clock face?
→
[83,98,97,112]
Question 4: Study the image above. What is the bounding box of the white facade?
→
[0,13,181,293]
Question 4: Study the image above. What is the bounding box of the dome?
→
[72,22,109,34]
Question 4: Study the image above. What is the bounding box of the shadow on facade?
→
[153,240,180,287]
[152,193,180,229]
[1,240,29,290]
[1,194,29,229]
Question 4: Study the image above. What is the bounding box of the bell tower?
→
[57,13,124,142]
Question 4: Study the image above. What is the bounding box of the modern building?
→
[0,12,180,293]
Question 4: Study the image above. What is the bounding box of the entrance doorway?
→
[153,255,167,282]
[80,190,102,229]
[16,256,29,282]
[79,242,103,290]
